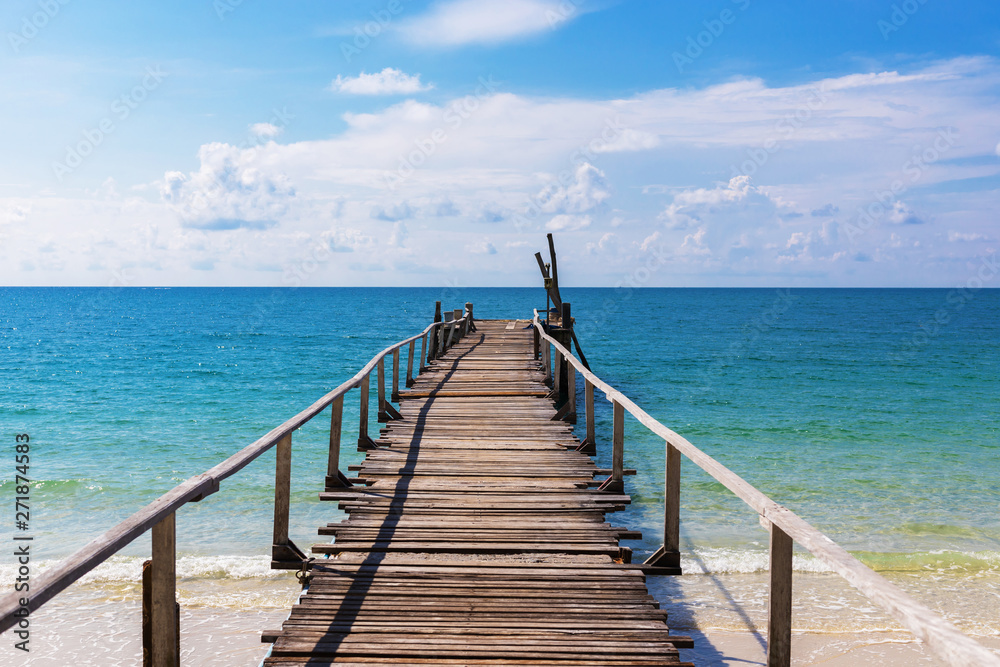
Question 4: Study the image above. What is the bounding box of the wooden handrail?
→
[0,312,468,637]
[532,311,1000,667]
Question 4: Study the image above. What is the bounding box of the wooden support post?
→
[406,340,415,387]
[561,302,571,331]
[599,400,625,493]
[450,309,461,345]
[553,348,562,398]
[146,512,179,667]
[644,441,681,570]
[565,358,577,424]
[767,522,793,667]
[378,356,402,422]
[377,358,388,422]
[576,379,596,455]
[358,374,377,450]
[430,301,442,359]
[439,313,452,356]
[325,396,350,489]
[391,348,400,402]
[420,333,429,372]
[465,302,475,332]
[533,326,540,360]
[272,433,291,547]
[542,341,551,386]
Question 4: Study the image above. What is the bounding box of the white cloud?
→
[466,238,498,254]
[160,142,295,229]
[948,231,989,242]
[397,0,582,47]
[546,214,591,231]
[332,68,432,95]
[536,163,611,214]
[250,122,283,138]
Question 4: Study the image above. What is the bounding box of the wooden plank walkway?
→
[263,320,692,666]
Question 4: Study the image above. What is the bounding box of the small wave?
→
[679,547,1000,575]
[0,554,291,585]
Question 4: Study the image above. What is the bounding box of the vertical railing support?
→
[391,348,400,402]
[325,396,349,489]
[565,357,577,424]
[377,358,388,422]
[767,522,793,667]
[420,333,429,372]
[465,302,475,332]
[533,325,540,360]
[542,341,551,386]
[439,313,452,356]
[644,441,681,570]
[358,374,377,450]
[271,431,306,565]
[406,340,416,387]
[553,348,562,398]
[449,309,462,346]
[145,512,179,667]
[576,379,596,455]
[599,400,625,493]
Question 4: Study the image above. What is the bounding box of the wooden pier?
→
[4,262,1000,666]
[264,319,693,665]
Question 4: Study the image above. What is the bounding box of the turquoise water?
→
[2,287,999,636]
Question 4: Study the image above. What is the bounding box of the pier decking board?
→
[264,320,692,666]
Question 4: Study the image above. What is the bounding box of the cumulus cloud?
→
[250,123,283,138]
[811,203,839,217]
[161,143,295,229]
[397,0,583,47]
[887,201,923,225]
[466,238,498,254]
[536,163,611,214]
[546,214,591,231]
[332,68,431,95]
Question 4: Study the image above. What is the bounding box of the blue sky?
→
[1,0,999,286]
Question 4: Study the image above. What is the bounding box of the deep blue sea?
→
[2,287,998,650]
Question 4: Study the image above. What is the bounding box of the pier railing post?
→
[271,433,292,561]
[533,325,540,359]
[406,340,415,387]
[325,396,349,489]
[542,340,551,386]
[644,442,681,570]
[145,511,179,667]
[358,374,377,450]
[577,379,596,455]
[553,348,562,397]
[420,333,429,372]
[439,313,452,356]
[565,357,577,424]
[599,400,625,493]
[391,348,400,402]
[450,308,462,346]
[767,522,793,667]
[377,358,388,422]
[429,302,442,360]
[465,302,475,332]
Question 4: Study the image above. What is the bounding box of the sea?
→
[1,287,998,664]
